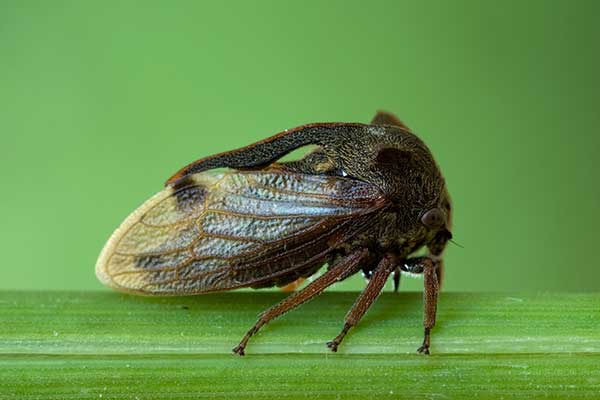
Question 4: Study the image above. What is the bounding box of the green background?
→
[1,1,598,292]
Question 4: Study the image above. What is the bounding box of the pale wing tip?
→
[95,224,125,291]
[94,187,176,291]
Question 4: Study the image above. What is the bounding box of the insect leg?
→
[326,254,396,352]
[419,259,440,355]
[415,229,450,354]
[393,267,401,292]
[402,256,441,355]
[232,248,368,356]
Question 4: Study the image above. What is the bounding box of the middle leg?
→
[326,254,396,352]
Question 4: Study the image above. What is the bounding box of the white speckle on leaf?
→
[506,297,524,302]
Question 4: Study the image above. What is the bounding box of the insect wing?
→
[96,170,387,295]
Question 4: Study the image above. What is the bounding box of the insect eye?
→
[421,208,445,228]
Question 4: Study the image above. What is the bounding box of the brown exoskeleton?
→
[96,111,452,355]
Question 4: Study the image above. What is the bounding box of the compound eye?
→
[421,208,445,228]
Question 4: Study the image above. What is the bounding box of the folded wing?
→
[96,170,387,295]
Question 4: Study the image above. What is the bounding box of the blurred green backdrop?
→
[1,1,598,292]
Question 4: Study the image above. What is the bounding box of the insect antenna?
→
[449,238,464,248]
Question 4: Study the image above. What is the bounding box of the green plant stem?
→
[0,292,599,398]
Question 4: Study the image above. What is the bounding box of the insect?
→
[96,111,452,355]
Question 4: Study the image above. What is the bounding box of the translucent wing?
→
[96,170,387,295]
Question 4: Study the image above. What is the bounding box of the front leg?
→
[402,256,440,355]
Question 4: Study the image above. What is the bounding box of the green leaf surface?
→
[0,292,599,399]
